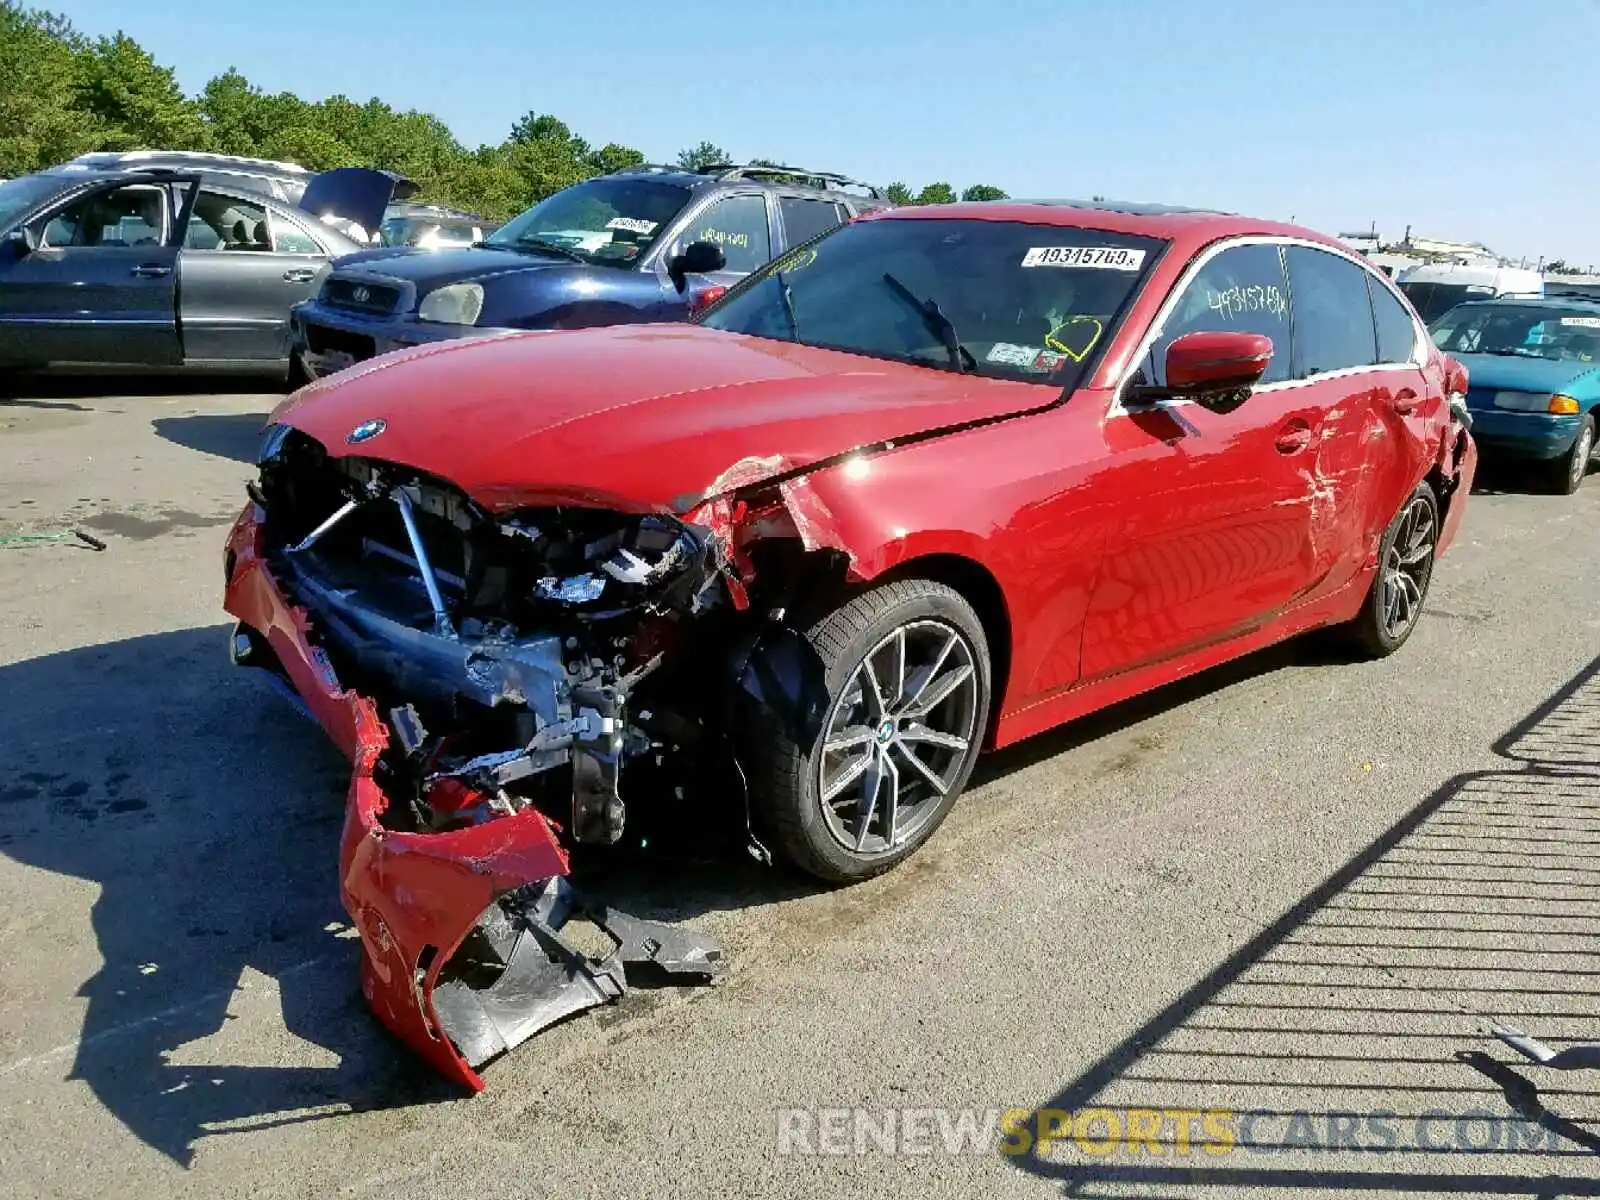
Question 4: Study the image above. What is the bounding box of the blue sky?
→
[59,0,1600,266]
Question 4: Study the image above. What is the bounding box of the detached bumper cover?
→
[222,503,723,1089]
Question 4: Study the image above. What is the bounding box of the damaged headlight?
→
[418,283,485,326]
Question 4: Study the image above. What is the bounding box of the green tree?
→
[914,182,956,205]
[883,181,913,205]
[0,3,102,176]
[961,184,1008,201]
[676,140,728,171]
[587,142,643,176]
[76,31,207,150]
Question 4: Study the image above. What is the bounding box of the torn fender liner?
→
[223,504,724,1090]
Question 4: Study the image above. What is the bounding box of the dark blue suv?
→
[288,163,887,380]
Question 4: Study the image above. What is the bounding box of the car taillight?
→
[690,285,728,315]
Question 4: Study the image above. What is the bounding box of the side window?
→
[40,185,169,249]
[183,191,271,252]
[271,213,324,255]
[1284,246,1378,376]
[685,194,770,273]
[1367,274,1419,364]
[1149,243,1293,385]
[778,197,845,248]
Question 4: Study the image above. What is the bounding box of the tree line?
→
[1,5,1008,220]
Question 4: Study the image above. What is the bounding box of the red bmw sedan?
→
[225,199,1476,1085]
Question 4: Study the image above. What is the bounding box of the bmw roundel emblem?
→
[347,418,387,445]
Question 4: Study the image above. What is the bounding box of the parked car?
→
[1396,261,1544,323]
[1428,292,1600,492]
[379,203,496,249]
[287,162,888,381]
[226,199,1477,1087]
[0,163,403,377]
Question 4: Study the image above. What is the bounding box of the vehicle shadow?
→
[1002,653,1600,1196]
[1470,456,1580,496]
[0,374,285,402]
[0,625,457,1169]
[151,412,272,465]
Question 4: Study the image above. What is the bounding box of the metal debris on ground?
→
[0,529,107,551]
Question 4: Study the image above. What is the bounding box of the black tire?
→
[747,579,991,884]
[1547,414,1595,496]
[285,354,312,393]
[1343,482,1440,659]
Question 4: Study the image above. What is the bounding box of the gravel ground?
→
[1,385,1598,1198]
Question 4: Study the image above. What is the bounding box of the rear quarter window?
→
[778,196,846,248]
[1367,275,1419,364]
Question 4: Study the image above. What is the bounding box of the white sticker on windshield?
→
[606,217,658,234]
[1022,246,1146,271]
[1561,316,1600,329]
[987,342,1043,369]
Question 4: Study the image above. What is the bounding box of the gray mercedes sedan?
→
[0,162,403,381]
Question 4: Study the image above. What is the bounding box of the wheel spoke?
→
[904,629,959,708]
[1399,540,1433,567]
[878,754,901,847]
[825,725,875,754]
[855,754,885,851]
[859,657,886,720]
[889,626,908,709]
[902,662,973,719]
[893,739,949,796]
[1382,574,1400,629]
[822,751,872,804]
[898,722,969,752]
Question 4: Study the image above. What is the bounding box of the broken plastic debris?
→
[535,574,607,605]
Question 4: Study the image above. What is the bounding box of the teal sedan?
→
[1430,295,1600,494]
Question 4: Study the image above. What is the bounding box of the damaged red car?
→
[223,200,1477,1085]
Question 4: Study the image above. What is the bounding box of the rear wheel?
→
[1343,483,1439,659]
[747,579,991,883]
[1548,414,1595,496]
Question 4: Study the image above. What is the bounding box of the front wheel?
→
[1548,414,1595,496]
[1343,483,1439,658]
[747,579,991,883]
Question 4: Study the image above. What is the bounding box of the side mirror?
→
[4,227,37,257]
[1156,330,1274,413]
[669,239,726,288]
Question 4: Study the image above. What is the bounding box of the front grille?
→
[305,324,376,360]
[322,277,402,314]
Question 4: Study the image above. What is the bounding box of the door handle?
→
[131,263,171,278]
[1274,419,1314,454]
[282,269,317,283]
[1392,388,1419,415]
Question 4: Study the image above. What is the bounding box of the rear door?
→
[0,180,182,367]
[176,188,333,364]
[775,194,849,253]
[1081,240,1328,680]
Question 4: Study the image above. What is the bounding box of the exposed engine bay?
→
[252,425,809,852]
[226,427,832,1086]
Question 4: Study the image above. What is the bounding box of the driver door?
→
[0,180,185,367]
[1080,241,1328,680]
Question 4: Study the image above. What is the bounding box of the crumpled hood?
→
[272,324,1054,511]
[1456,353,1600,402]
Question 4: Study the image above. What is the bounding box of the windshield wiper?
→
[776,270,800,339]
[501,237,587,263]
[881,273,975,372]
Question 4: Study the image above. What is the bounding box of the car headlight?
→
[417,282,485,326]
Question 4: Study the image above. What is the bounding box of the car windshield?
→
[700,217,1166,386]
[485,177,690,268]
[1399,280,1497,323]
[1430,303,1600,363]
[0,173,69,230]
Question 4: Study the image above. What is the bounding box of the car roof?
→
[863,199,1345,251]
[1442,294,1600,312]
[606,163,886,203]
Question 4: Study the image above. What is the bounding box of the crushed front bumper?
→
[222,502,723,1089]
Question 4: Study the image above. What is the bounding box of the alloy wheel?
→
[817,619,980,855]
[1380,495,1437,641]
[1570,421,1595,490]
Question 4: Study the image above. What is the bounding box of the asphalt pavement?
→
[2,385,1598,1198]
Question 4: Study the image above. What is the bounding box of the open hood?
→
[272,323,1058,513]
[298,166,416,238]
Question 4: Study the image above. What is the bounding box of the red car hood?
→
[273,324,1053,511]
